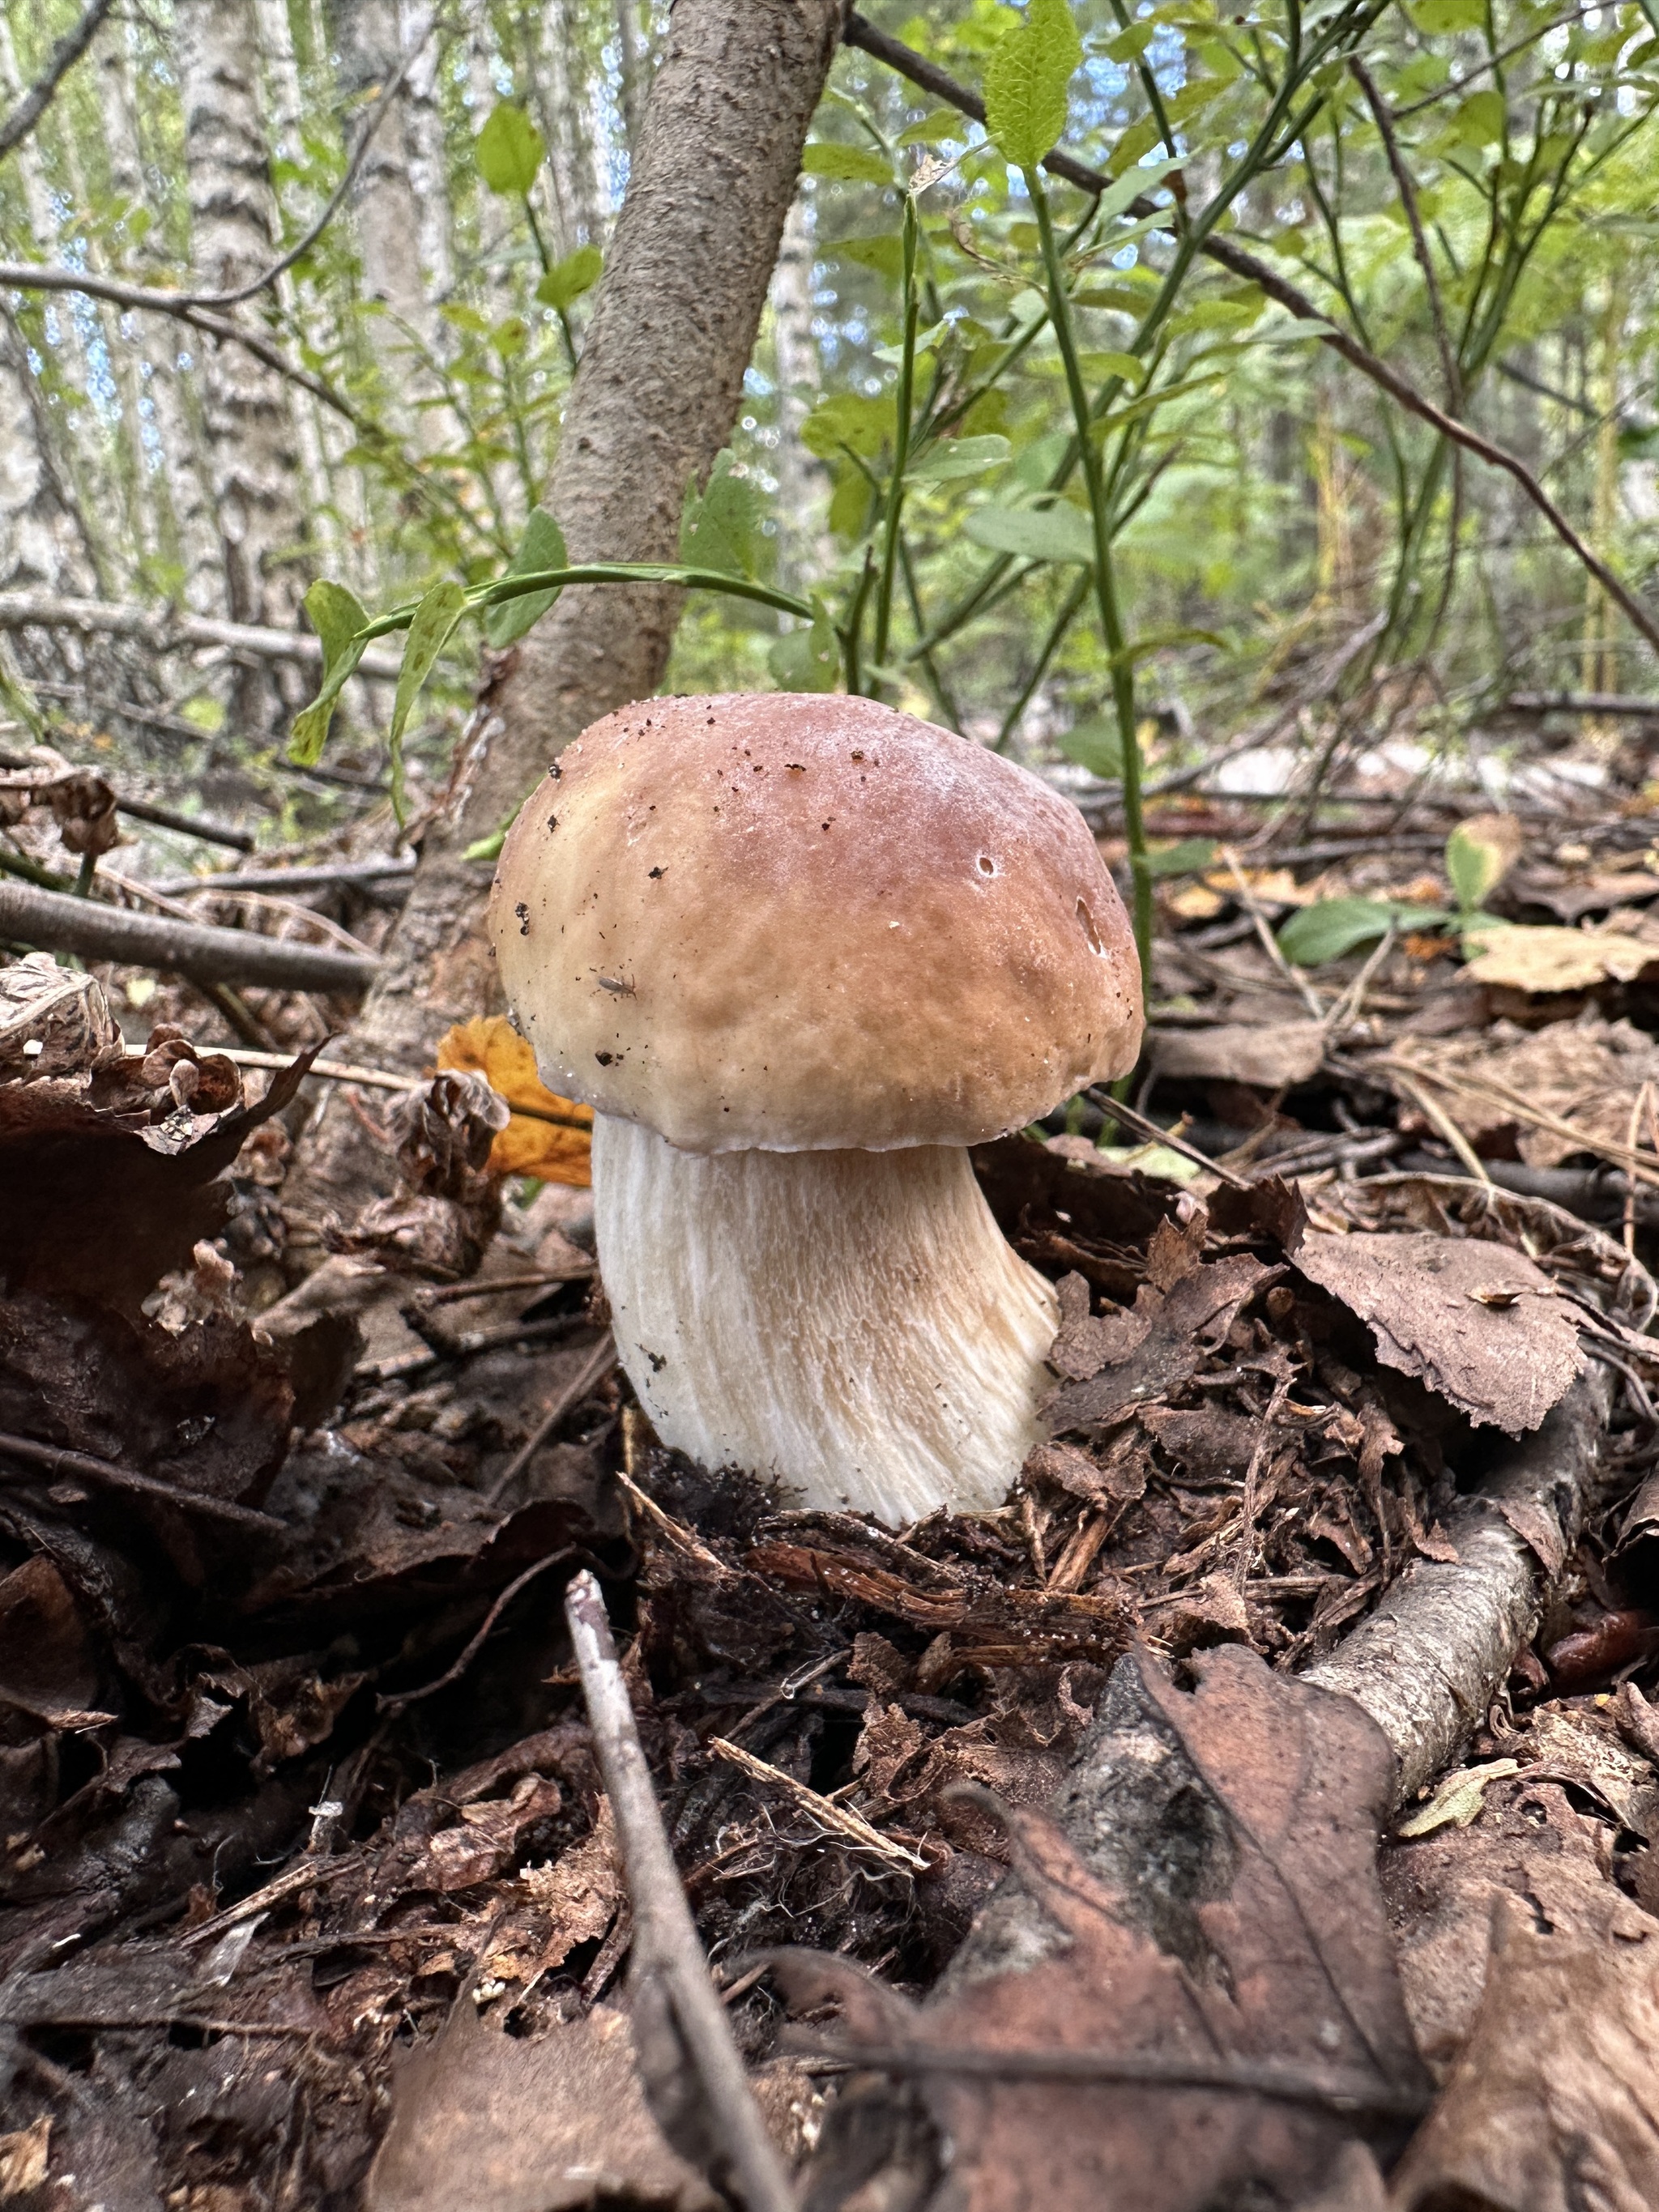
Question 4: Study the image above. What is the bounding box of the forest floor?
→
[4,698,1659,2208]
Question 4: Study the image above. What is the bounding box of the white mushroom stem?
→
[592,1114,1060,1528]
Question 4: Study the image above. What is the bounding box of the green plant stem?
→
[872,195,919,692]
[360,562,820,641]
[1028,168,1151,1003]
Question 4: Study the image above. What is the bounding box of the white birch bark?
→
[768,189,828,590]
[399,0,454,305]
[527,0,604,262]
[176,0,309,722]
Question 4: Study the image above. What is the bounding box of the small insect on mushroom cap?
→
[488,693,1143,1155]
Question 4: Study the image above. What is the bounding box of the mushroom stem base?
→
[592,1116,1060,1526]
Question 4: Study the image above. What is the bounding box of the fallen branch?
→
[842,13,1659,663]
[564,1569,799,2212]
[152,857,415,897]
[1304,1366,1611,1802]
[485,1337,619,1504]
[1503,691,1659,718]
[0,877,379,993]
[0,590,403,677]
[111,795,254,852]
[0,1430,286,1532]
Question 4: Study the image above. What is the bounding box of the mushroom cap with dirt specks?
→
[488,693,1143,1154]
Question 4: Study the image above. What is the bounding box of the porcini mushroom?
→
[488,693,1141,1526]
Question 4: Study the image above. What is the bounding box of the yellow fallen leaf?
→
[1397,1758,1520,1838]
[435,1015,592,1187]
[1164,881,1224,921]
[1202,865,1320,908]
[1465,926,1659,995]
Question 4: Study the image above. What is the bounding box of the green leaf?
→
[288,578,369,767]
[389,581,468,823]
[484,506,567,649]
[1146,837,1218,878]
[535,244,602,313]
[1078,347,1144,385]
[1441,87,1507,146]
[962,501,1096,564]
[476,103,545,196]
[1445,816,1520,913]
[802,391,889,460]
[802,141,893,185]
[896,107,965,147]
[679,448,764,578]
[833,232,906,282]
[1106,19,1155,60]
[1055,714,1124,778]
[908,433,1012,481]
[1091,155,1180,224]
[1278,897,1450,966]
[767,595,839,692]
[983,0,1083,168]
[1410,0,1486,31]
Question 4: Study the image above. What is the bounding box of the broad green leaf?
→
[1146,837,1218,878]
[680,448,763,578]
[1092,155,1180,224]
[833,232,905,282]
[536,244,602,313]
[476,103,545,196]
[1056,715,1124,778]
[1087,369,1226,443]
[1278,897,1449,966]
[1445,814,1521,913]
[1441,88,1507,146]
[1106,19,1156,60]
[802,391,889,459]
[1080,348,1144,386]
[1073,282,1158,314]
[484,506,568,649]
[802,141,893,185]
[767,595,839,692]
[896,108,964,147]
[983,0,1083,168]
[389,581,467,822]
[963,501,1096,564]
[828,462,875,543]
[1411,0,1486,31]
[909,433,1012,481]
[289,578,369,766]
[1112,70,1235,172]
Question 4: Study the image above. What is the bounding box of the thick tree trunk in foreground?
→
[286,0,845,1237]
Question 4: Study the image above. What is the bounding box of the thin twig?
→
[1348,58,1460,408]
[1387,1055,1659,1188]
[485,1337,618,1504]
[710,1737,928,1874]
[377,1548,575,1715]
[1624,1081,1653,1253]
[795,2039,1427,2118]
[0,1430,286,1531]
[564,1571,800,2212]
[1387,1069,1493,1184]
[1219,845,1325,1020]
[1085,1089,1254,1191]
[179,1856,361,1948]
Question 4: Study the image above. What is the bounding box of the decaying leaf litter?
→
[7,713,1659,2210]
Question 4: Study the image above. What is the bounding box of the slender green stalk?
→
[360,562,821,642]
[1027,168,1152,999]
[872,194,919,691]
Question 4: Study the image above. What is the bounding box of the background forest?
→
[0,0,1656,855]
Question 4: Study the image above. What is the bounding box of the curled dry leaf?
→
[1291,1230,1584,1436]
[1150,1018,1328,1089]
[437,1014,593,1187]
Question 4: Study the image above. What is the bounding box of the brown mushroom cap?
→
[488,693,1143,1153]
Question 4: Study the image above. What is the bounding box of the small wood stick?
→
[564,1571,799,2212]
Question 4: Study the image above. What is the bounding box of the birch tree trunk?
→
[527,0,603,263]
[176,0,309,725]
[287,0,847,1232]
[98,25,227,614]
[770,190,829,593]
[399,0,455,310]
[331,0,453,454]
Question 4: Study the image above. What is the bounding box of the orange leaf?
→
[434,1015,592,1187]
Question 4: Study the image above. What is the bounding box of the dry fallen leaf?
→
[1291,1230,1584,1435]
[1388,1890,1659,2212]
[1151,1019,1328,1088]
[1395,1758,1520,1839]
[783,1645,1429,2212]
[1464,925,1659,995]
[436,1014,592,1187]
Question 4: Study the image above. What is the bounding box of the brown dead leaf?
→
[1524,1705,1659,1840]
[784,1645,1428,2212]
[1464,924,1659,994]
[1291,1231,1583,1435]
[1396,1017,1659,1173]
[1388,1890,1659,2212]
[1152,1020,1328,1089]
[1043,1251,1272,1435]
[437,1015,593,1187]
[522,1794,625,1970]
[366,1994,716,2212]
